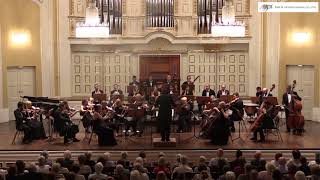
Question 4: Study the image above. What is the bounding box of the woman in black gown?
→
[209,102,231,145]
[92,104,117,146]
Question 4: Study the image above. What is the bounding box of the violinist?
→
[110,84,123,96]
[217,85,230,98]
[228,92,244,132]
[177,97,192,133]
[250,101,275,142]
[112,98,127,136]
[282,85,302,133]
[208,101,231,145]
[80,99,93,133]
[92,104,117,146]
[53,102,80,144]
[181,76,194,95]
[92,83,104,97]
[14,102,32,144]
[149,86,160,104]
[24,101,46,140]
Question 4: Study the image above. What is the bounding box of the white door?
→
[7,67,36,120]
[286,65,314,120]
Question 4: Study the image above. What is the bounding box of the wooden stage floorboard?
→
[3,120,320,151]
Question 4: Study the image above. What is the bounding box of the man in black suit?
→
[129,75,140,86]
[91,83,104,97]
[282,85,302,133]
[198,84,216,113]
[256,86,262,97]
[154,89,175,141]
[217,84,230,98]
[145,75,155,87]
[110,84,123,95]
[14,102,32,144]
[229,92,244,132]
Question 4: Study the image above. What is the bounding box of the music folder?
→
[92,94,107,102]
[196,96,212,104]
[219,95,233,103]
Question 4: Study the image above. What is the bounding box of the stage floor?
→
[3,119,320,150]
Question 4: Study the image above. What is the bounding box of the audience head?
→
[138,151,146,159]
[295,171,306,180]
[217,148,224,158]
[38,156,46,166]
[300,156,308,165]
[159,152,166,158]
[235,149,242,158]
[274,152,283,161]
[310,164,320,176]
[133,163,144,173]
[225,171,236,180]
[28,163,37,173]
[254,150,262,159]
[158,157,166,167]
[249,169,258,180]
[40,150,49,159]
[85,151,92,160]
[71,164,80,174]
[135,157,143,165]
[199,156,207,165]
[78,155,86,165]
[121,151,128,160]
[52,163,61,174]
[130,170,142,180]
[292,149,301,160]
[265,162,276,174]
[15,160,25,173]
[64,150,72,160]
[180,155,188,166]
[272,169,282,180]
[104,152,112,161]
[94,162,103,174]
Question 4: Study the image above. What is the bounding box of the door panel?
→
[7,67,35,120]
[139,55,180,81]
[286,65,314,120]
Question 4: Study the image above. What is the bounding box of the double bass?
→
[287,80,304,134]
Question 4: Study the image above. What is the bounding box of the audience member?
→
[37,156,51,174]
[88,162,108,180]
[78,155,92,175]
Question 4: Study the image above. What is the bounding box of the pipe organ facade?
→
[67,0,254,97]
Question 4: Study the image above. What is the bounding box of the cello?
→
[287,80,304,135]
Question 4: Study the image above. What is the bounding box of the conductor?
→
[153,88,175,142]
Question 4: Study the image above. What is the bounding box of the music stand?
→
[111,94,124,101]
[219,95,233,103]
[250,97,260,104]
[263,97,278,105]
[196,96,212,105]
[92,94,107,103]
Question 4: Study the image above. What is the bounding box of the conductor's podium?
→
[152,138,177,147]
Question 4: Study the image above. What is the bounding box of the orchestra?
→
[14,75,306,146]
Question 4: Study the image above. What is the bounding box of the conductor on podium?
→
[154,88,175,142]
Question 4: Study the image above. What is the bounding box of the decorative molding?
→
[0,25,3,108]
[32,0,43,6]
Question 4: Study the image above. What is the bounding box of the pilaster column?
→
[0,25,3,108]
[39,0,55,97]
[265,13,280,98]
[248,0,263,96]
[57,0,72,97]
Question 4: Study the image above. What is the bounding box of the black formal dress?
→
[155,94,175,141]
[92,112,117,146]
[210,110,230,145]
[177,103,192,132]
[14,109,32,143]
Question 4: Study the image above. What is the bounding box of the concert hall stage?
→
[3,120,320,151]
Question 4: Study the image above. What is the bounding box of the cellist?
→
[282,84,302,133]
